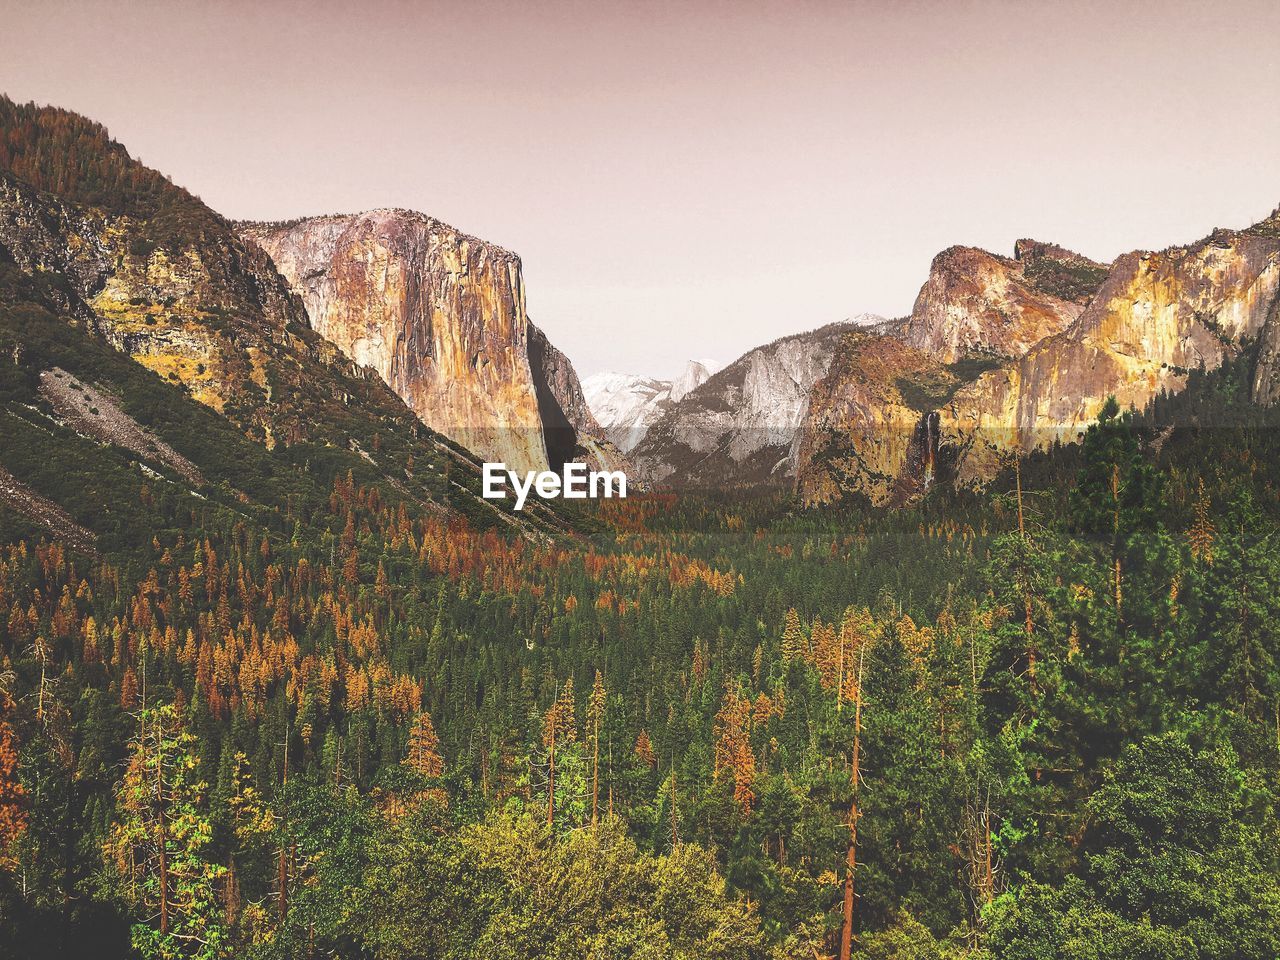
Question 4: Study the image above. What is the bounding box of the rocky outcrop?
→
[901,241,1107,363]
[0,172,320,447]
[797,213,1280,505]
[241,210,551,472]
[631,323,854,487]
[940,217,1280,483]
[793,333,953,506]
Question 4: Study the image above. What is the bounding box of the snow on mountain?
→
[583,359,720,452]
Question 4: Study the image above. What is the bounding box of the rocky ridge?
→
[630,323,860,487]
[583,359,719,453]
[794,213,1280,504]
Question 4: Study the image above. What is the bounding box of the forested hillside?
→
[3,331,1280,957]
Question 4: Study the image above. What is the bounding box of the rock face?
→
[526,321,629,472]
[901,242,1106,363]
[0,171,335,448]
[670,359,719,403]
[793,333,952,506]
[939,217,1280,482]
[584,359,719,453]
[241,211,550,473]
[795,214,1280,504]
[631,323,855,487]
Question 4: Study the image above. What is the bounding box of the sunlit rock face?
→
[241,210,549,472]
[0,173,310,447]
[940,218,1280,483]
[795,216,1280,505]
[901,241,1106,363]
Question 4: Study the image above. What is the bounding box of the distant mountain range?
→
[582,359,719,453]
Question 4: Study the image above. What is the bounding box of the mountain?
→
[900,240,1108,362]
[630,323,860,487]
[0,96,567,541]
[793,332,952,506]
[795,216,1280,504]
[583,358,719,453]
[939,215,1280,483]
[669,358,719,402]
[525,320,629,472]
[239,211,561,473]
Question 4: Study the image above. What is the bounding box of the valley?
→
[1,93,1279,960]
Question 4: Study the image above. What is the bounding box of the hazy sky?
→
[3,0,1279,379]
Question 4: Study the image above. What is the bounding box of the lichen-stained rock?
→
[793,333,952,506]
[901,241,1107,363]
[941,215,1280,484]
[0,172,311,446]
[241,210,548,473]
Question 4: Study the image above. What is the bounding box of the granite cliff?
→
[939,214,1280,483]
[901,240,1107,362]
[795,213,1280,504]
[240,211,553,472]
[631,323,861,487]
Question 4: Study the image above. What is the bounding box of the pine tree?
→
[106,703,228,960]
[1189,479,1216,565]
[781,607,806,662]
[634,730,657,769]
[404,710,444,780]
[587,671,607,826]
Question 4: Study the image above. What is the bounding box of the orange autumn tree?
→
[634,730,657,769]
[714,682,756,816]
[404,710,444,780]
[0,702,26,870]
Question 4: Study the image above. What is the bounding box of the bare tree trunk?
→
[592,716,600,828]
[839,646,867,960]
[547,727,555,829]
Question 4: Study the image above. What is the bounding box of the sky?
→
[2,0,1279,380]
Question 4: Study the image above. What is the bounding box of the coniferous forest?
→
[2,82,1280,960]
